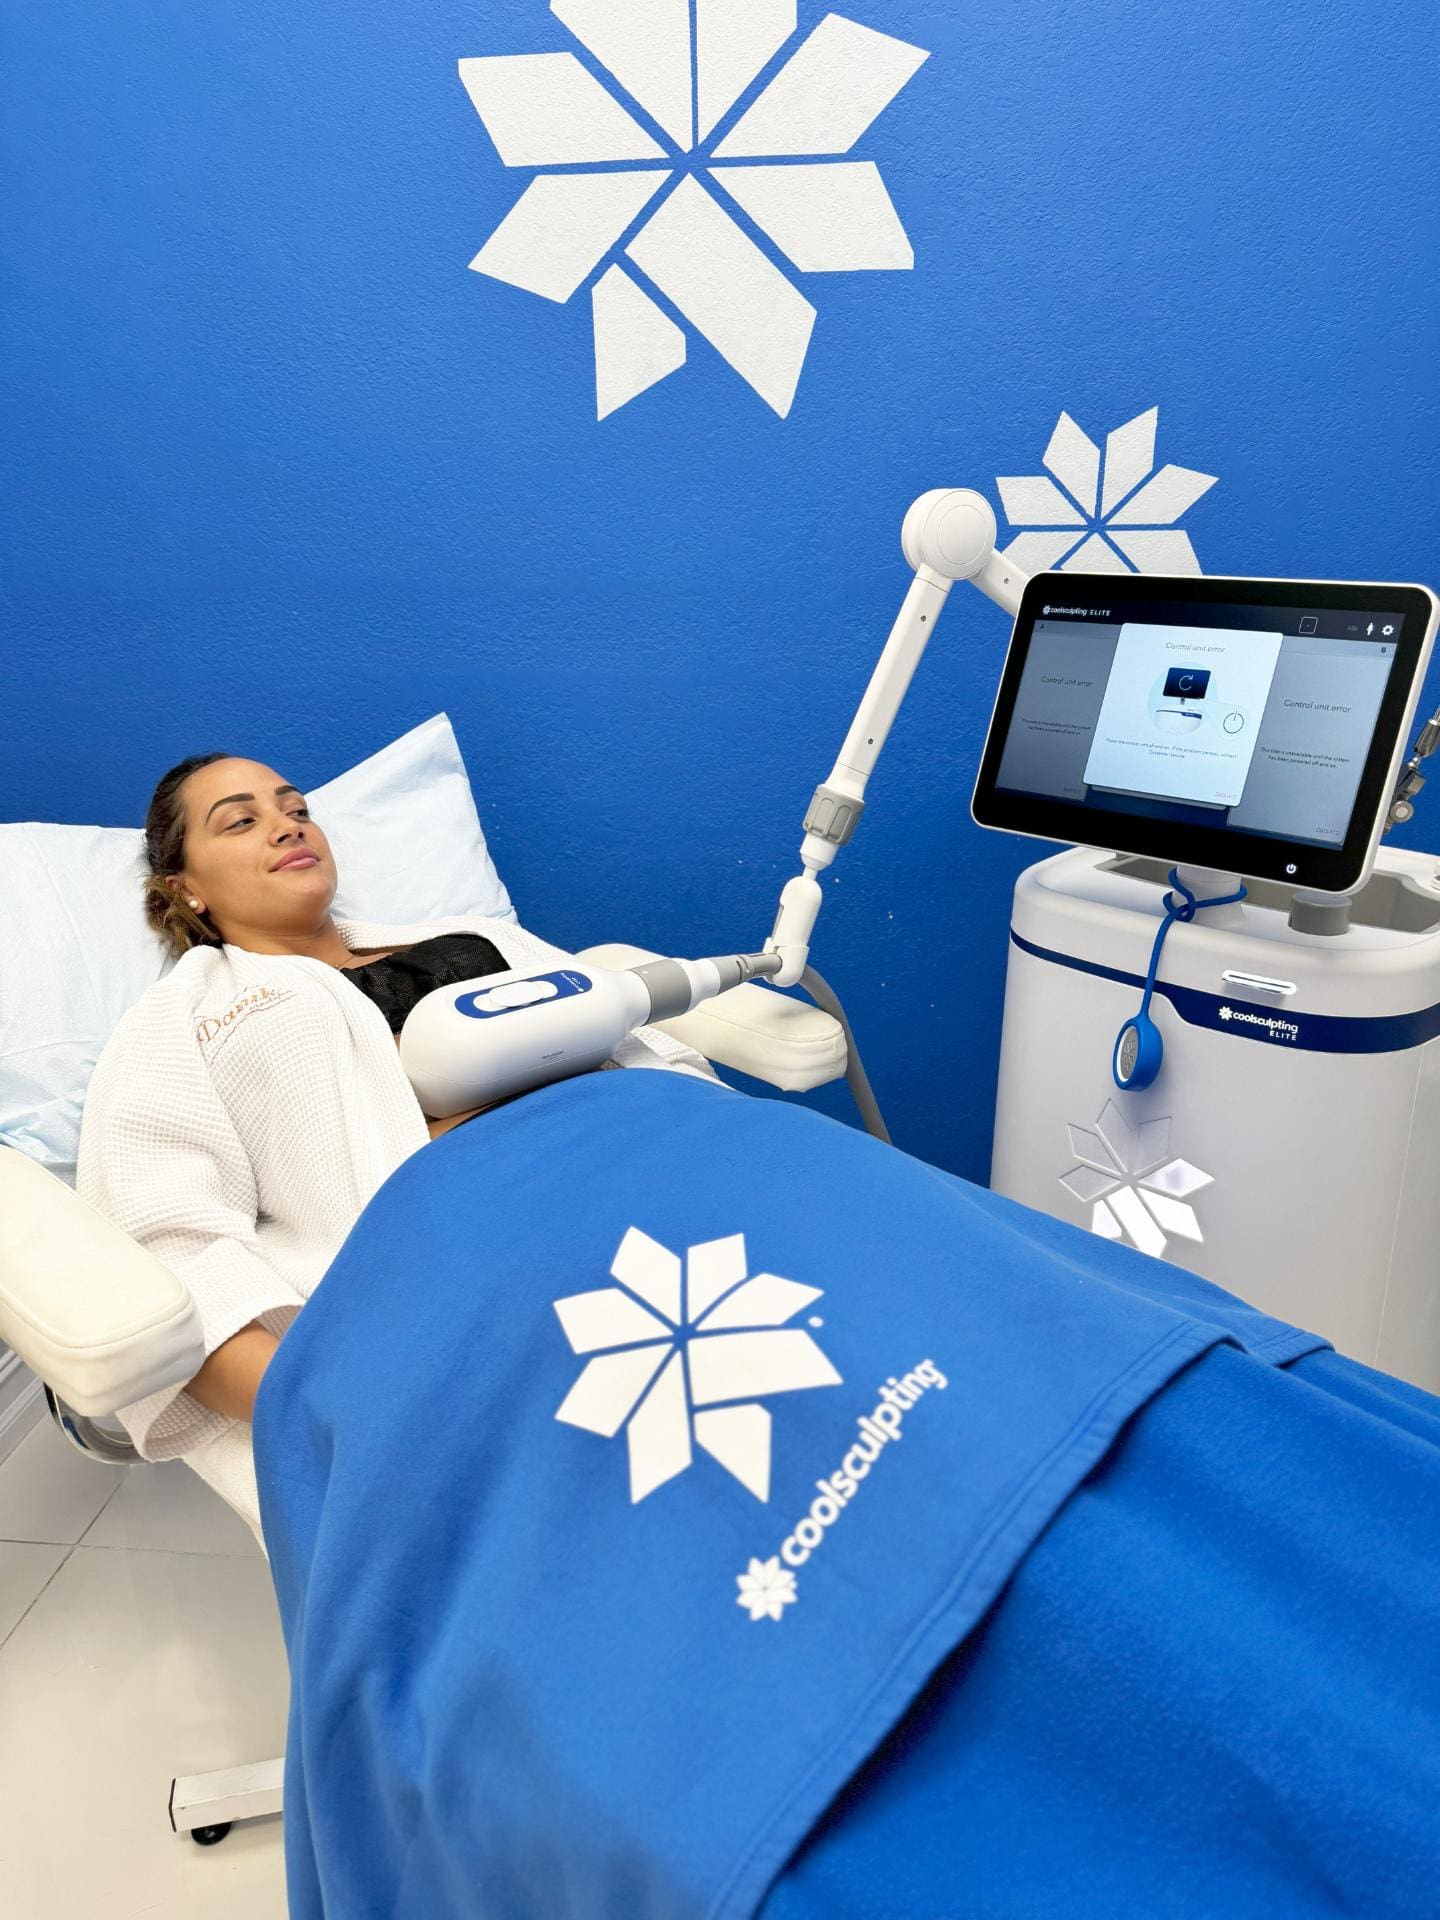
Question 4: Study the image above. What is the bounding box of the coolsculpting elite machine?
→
[402,485,1440,1393]
[972,563,1440,1393]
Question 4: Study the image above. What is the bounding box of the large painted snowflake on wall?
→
[459,3,930,418]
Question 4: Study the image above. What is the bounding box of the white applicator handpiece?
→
[401,491,1029,1115]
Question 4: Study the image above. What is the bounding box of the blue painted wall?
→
[3,0,1436,1180]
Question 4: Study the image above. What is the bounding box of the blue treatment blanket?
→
[253,1066,1335,1919]
[762,1342,1440,1920]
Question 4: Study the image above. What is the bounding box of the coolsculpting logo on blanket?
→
[735,1558,797,1623]
[736,1360,949,1621]
[553,1228,840,1503]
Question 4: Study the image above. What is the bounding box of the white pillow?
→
[0,714,514,1183]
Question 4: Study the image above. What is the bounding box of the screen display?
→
[973,576,1437,891]
[998,602,1402,847]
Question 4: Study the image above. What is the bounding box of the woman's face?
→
[174,757,338,942]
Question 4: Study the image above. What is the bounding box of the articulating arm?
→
[763,491,1030,988]
[396,492,1023,1126]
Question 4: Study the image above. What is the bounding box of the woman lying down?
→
[81,755,1440,1919]
[76,753,720,1542]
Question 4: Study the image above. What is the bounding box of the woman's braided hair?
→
[142,752,234,957]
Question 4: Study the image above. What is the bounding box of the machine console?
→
[973,574,1439,892]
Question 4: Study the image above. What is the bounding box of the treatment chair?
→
[0,955,847,1844]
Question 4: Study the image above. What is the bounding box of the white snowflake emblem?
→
[736,1555,798,1623]
[997,407,1217,576]
[553,1227,841,1501]
[458,3,930,418]
[1061,1100,1213,1258]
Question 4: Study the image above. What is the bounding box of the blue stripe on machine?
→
[1009,929,1440,1056]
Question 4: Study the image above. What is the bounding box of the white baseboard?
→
[0,1349,46,1465]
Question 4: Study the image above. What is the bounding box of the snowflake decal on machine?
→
[458,3,929,418]
[1061,1100,1213,1257]
[997,407,1218,576]
[553,1227,841,1501]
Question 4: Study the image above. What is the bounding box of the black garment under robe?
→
[340,931,512,1034]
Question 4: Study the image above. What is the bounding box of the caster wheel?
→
[191,1822,232,1846]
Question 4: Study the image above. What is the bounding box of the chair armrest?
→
[0,1148,205,1417]
[575,945,847,1093]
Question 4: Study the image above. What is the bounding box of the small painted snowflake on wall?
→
[998,408,1217,574]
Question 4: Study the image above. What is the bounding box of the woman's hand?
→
[425,1108,488,1140]
[186,1320,280,1424]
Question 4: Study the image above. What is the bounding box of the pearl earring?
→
[188,899,201,911]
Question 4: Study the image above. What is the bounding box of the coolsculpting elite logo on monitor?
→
[458,4,929,418]
[553,1227,841,1502]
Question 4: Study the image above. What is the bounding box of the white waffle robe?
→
[76,915,719,1546]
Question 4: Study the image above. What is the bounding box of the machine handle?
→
[1220,970,1298,998]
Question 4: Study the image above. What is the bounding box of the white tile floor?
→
[0,1400,290,1916]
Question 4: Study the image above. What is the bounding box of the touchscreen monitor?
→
[972,574,1438,892]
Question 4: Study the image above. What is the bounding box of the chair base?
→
[170,1756,284,1840]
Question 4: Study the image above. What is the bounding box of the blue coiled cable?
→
[1113,868,1248,1089]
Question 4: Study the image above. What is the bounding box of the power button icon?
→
[1223,711,1245,734]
